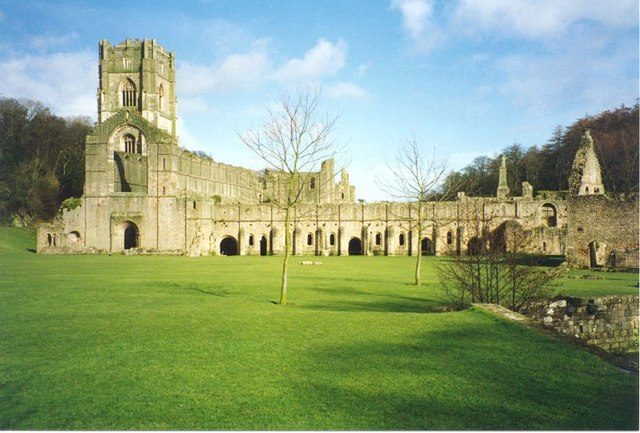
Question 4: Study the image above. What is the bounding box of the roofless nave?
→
[38,39,639,269]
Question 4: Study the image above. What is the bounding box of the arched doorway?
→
[348,237,362,255]
[589,241,606,268]
[421,237,434,255]
[123,222,139,249]
[220,236,238,256]
[468,237,483,255]
[540,203,557,227]
[260,235,268,256]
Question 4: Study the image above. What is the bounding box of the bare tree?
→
[238,88,338,305]
[379,136,452,286]
[436,221,561,312]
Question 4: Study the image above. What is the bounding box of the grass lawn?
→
[0,226,638,430]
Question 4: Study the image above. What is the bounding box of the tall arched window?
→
[446,231,453,245]
[310,178,316,190]
[249,235,254,246]
[329,233,336,246]
[375,233,382,246]
[123,134,136,153]
[399,233,405,246]
[158,84,164,110]
[307,233,313,246]
[541,203,557,227]
[121,79,137,107]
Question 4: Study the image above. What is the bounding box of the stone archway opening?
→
[123,221,139,249]
[260,235,268,256]
[589,241,606,268]
[220,236,238,256]
[468,237,483,255]
[421,237,434,256]
[348,237,362,256]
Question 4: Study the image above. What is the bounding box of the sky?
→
[0,0,637,201]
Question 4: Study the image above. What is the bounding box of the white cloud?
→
[391,0,443,53]
[495,43,637,112]
[453,0,637,39]
[0,51,95,117]
[178,48,271,96]
[29,32,79,50]
[274,39,347,81]
[356,62,372,78]
[179,96,210,113]
[178,37,358,104]
[327,82,369,100]
[177,118,200,149]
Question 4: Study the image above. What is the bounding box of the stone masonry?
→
[36,39,639,268]
[528,296,639,352]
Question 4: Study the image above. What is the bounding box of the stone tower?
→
[496,154,510,198]
[97,38,177,137]
[569,130,605,196]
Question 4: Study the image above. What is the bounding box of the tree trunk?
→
[280,205,291,305]
[414,204,422,286]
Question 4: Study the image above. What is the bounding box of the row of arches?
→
[216,236,439,256]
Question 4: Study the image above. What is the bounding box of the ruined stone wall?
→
[566,195,639,268]
[193,197,567,257]
[528,296,639,352]
[174,151,261,203]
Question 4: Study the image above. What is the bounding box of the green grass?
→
[0,226,637,430]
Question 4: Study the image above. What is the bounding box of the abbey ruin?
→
[37,39,639,268]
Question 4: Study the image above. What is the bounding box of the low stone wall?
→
[526,296,639,352]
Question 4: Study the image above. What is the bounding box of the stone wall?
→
[566,195,639,268]
[527,295,639,352]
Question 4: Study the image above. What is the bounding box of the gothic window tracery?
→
[121,79,137,107]
[123,134,137,153]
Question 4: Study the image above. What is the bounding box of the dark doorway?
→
[124,222,139,249]
[260,235,267,256]
[468,237,483,255]
[348,237,362,255]
[421,237,434,255]
[220,237,238,256]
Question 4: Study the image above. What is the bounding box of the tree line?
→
[441,104,639,197]
[0,97,92,225]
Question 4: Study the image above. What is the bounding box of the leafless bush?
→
[436,223,561,312]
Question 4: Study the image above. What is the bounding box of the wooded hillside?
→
[441,104,639,197]
[0,98,91,225]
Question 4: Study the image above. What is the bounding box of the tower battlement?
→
[97,39,177,137]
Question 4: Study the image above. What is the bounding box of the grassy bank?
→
[0,227,637,429]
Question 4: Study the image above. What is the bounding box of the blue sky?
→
[0,0,637,200]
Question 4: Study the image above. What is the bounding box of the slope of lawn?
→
[0,227,637,430]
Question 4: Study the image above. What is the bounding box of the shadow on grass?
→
[160,282,240,297]
[291,316,639,430]
[299,299,443,313]
[436,254,566,267]
[25,248,36,253]
[300,285,453,313]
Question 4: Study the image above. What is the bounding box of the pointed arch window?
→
[123,134,137,153]
[447,231,454,245]
[121,79,137,107]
